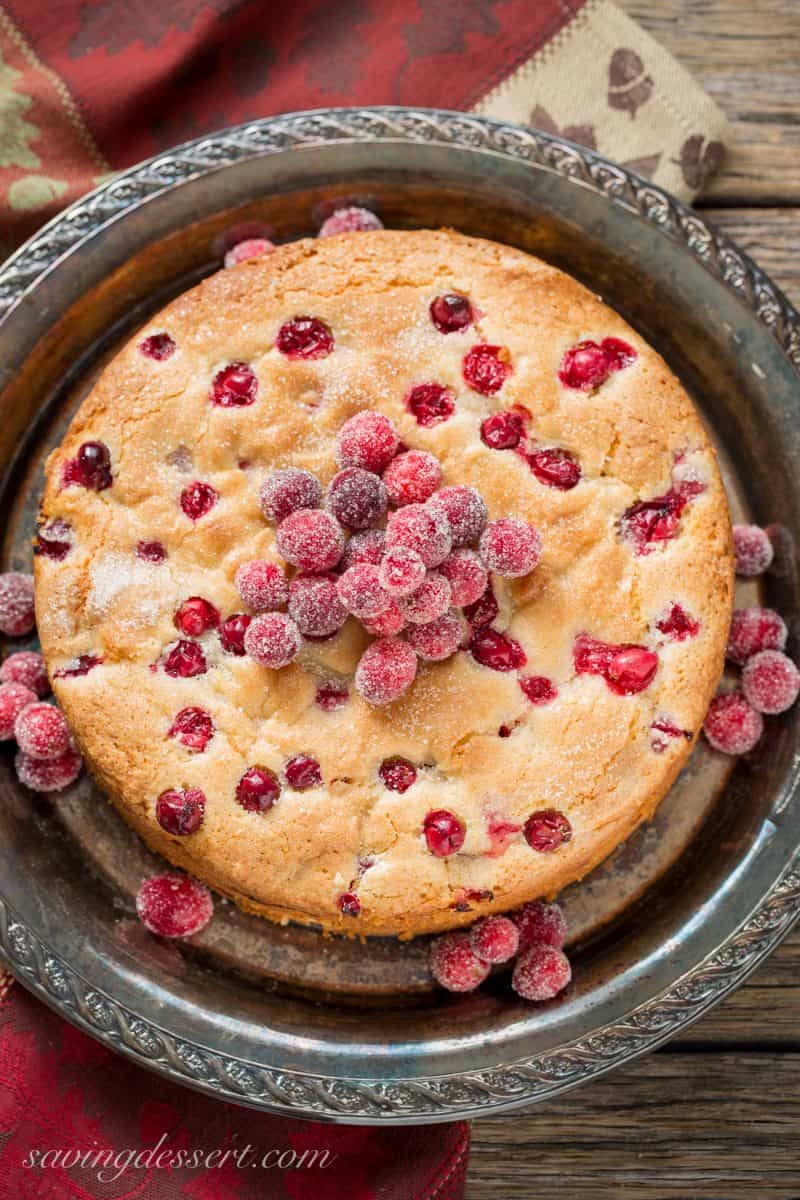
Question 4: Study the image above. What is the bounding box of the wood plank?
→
[466,1053,800,1198]
[619,0,800,204]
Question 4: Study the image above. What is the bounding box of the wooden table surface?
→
[467,3,800,1195]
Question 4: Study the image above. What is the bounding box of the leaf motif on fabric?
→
[607,48,654,118]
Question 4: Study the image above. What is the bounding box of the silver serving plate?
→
[0,108,798,1124]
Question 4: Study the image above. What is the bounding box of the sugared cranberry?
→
[355,638,417,706]
[211,361,258,407]
[162,639,207,679]
[259,468,322,523]
[15,745,82,793]
[429,931,491,993]
[423,809,465,857]
[0,682,37,739]
[386,503,452,568]
[290,573,349,636]
[244,612,302,669]
[727,606,787,665]
[14,702,71,761]
[656,602,700,641]
[430,486,487,548]
[469,628,526,671]
[704,691,764,755]
[156,787,206,836]
[223,237,275,267]
[407,611,463,661]
[319,206,382,236]
[430,293,474,334]
[315,682,349,711]
[218,613,251,655]
[524,809,572,852]
[136,873,213,938]
[341,528,386,569]
[464,583,498,631]
[650,718,692,753]
[379,756,417,793]
[180,481,218,521]
[439,550,488,607]
[733,523,774,576]
[573,634,658,695]
[336,412,399,473]
[235,560,289,612]
[620,488,690,554]
[463,344,512,395]
[285,753,322,790]
[276,316,334,360]
[383,450,442,507]
[53,654,102,679]
[361,599,406,637]
[0,572,35,636]
[337,891,362,916]
[0,652,48,698]
[406,383,456,428]
[136,539,166,564]
[559,336,636,390]
[401,573,452,625]
[479,518,542,577]
[277,508,344,572]
[512,944,572,1002]
[336,564,389,621]
[36,518,73,561]
[527,447,581,491]
[327,467,387,531]
[138,331,176,360]
[62,441,113,491]
[480,410,524,450]
[378,546,426,597]
[742,650,800,715]
[512,900,567,949]
[520,675,557,705]
[236,766,280,812]
[168,706,214,753]
[469,915,519,963]
[174,596,220,637]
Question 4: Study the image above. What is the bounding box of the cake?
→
[34,229,734,938]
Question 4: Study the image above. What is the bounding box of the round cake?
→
[34,229,734,937]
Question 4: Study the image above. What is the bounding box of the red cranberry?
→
[656,602,700,641]
[379,756,417,792]
[438,549,488,607]
[138,332,176,360]
[167,707,214,753]
[337,891,362,917]
[136,873,213,938]
[276,316,334,360]
[136,539,167,564]
[401,573,452,625]
[742,650,800,715]
[315,682,349,711]
[727,607,787,666]
[244,612,302,669]
[527,447,581,490]
[704,691,764,755]
[601,336,637,371]
[469,915,519,964]
[361,599,406,637]
[407,611,463,661]
[451,886,494,912]
[327,467,387,531]
[464,583,498,630]
[512,900,567,949]
[485,812,521,856]
[62,441,113,491]
[573,634,657,695]
[430,486,487,548]
[174,596,220,637]
[0,682,37,740]
[156,787,206,836]
[235,560,289,612]
[480,410,525,450]
[479,518,542,577]
[733,523,773,576]
[406,383,456,428]
[378,546,426,597]
[36,518,73,561]
[218,613,251,656]
[180,481,218,521]
[469,627,526,671]
[463,345,512,395]
[14,702,70,761]
[277,508,345,572]
[0,573,35,636]
[619,488,688,554]
[285,753,322,790]
[236,766,280,812]
[423,809,465,857]
[0,651,49,698]
[512,943,571,1001]
[429,931,490,993]
[383,450,442,507]
[319,206,382,236]
[386,503,452,568]
[259,468,322,523]
[650,718,692,753]
[162,639,207,678]
[341,528,386,569]
[15,745,82,793]
[211,361,258,407]
[290,573,348,635]
[520,675,557,705]
[336,564,389,621]
[336,412,399,473]
[53,654,102,679]
[523,809,572,852]
[355,638,417,705]
[559,336,636,390]
[223,237,274,267]
[430,293,474,334]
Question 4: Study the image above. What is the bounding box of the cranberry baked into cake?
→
[34,229,734,937]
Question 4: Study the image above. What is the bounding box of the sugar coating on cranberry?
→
[162,639,207,678]
[319,206,383,236]
[236,766,281,812]
[727,607,788,666]
[341,528,386,570]
[742,650,800,715]
[235,560,289,612]
[156,787,206,836]
[559,336,636,391]
[423,809,465,857]
[211,361,258,407]
[480,410,524,450]
[223,237,275,267]
[289,573,348,636]
[315,682,349,711]
[180,481,218,521]
[336,564,389,621]
[383,450,442,507]
[244,612,302,669]
[259,468,322,524]
[469,915,519,964]
[362,599,406,638]
[656,602,700,642]
[463,344,512,395]
[277,508,344,572]
[218,613,251,656]
[407,611,463,661]
[1,651,49,698]
[0,573,35,637]
[378,545,426,597]
[479,518,542,578]
[276,316,334,360]
[136,539,166,564]
[512,943,572,1002]
[0,682,37,740]
[15,745,82,793]
[573,634,658,695]
[53,654,102,679]
[327,467,387,531]
[136,873,213,939]
[519,675,557,705]
[355,637,417,705]
[469,627,527,672]
[430,293,475,334]
[401,573,452,625]
[430,486,488,548]
[174,596,220,637]
[379,756,418,793]
[285,754,322,790]
[512,900,567,950]
[524,808,572,852]
[386,503,452,569]
[62,440,113,491]
[704,691,764,755]
[36,517,74,561]
[429,932,491,993]
[336,412,399,473]
[527,447,581,491]
[733,523,774,577]
[14,702,71,762]
[139,331,176,360]
[438,550,488,607]
[406,383,456,428]
[168,706,214,753]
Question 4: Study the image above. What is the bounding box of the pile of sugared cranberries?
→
[250,411,543,705]
[429,899,571,1003]
[703,523,798,756]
